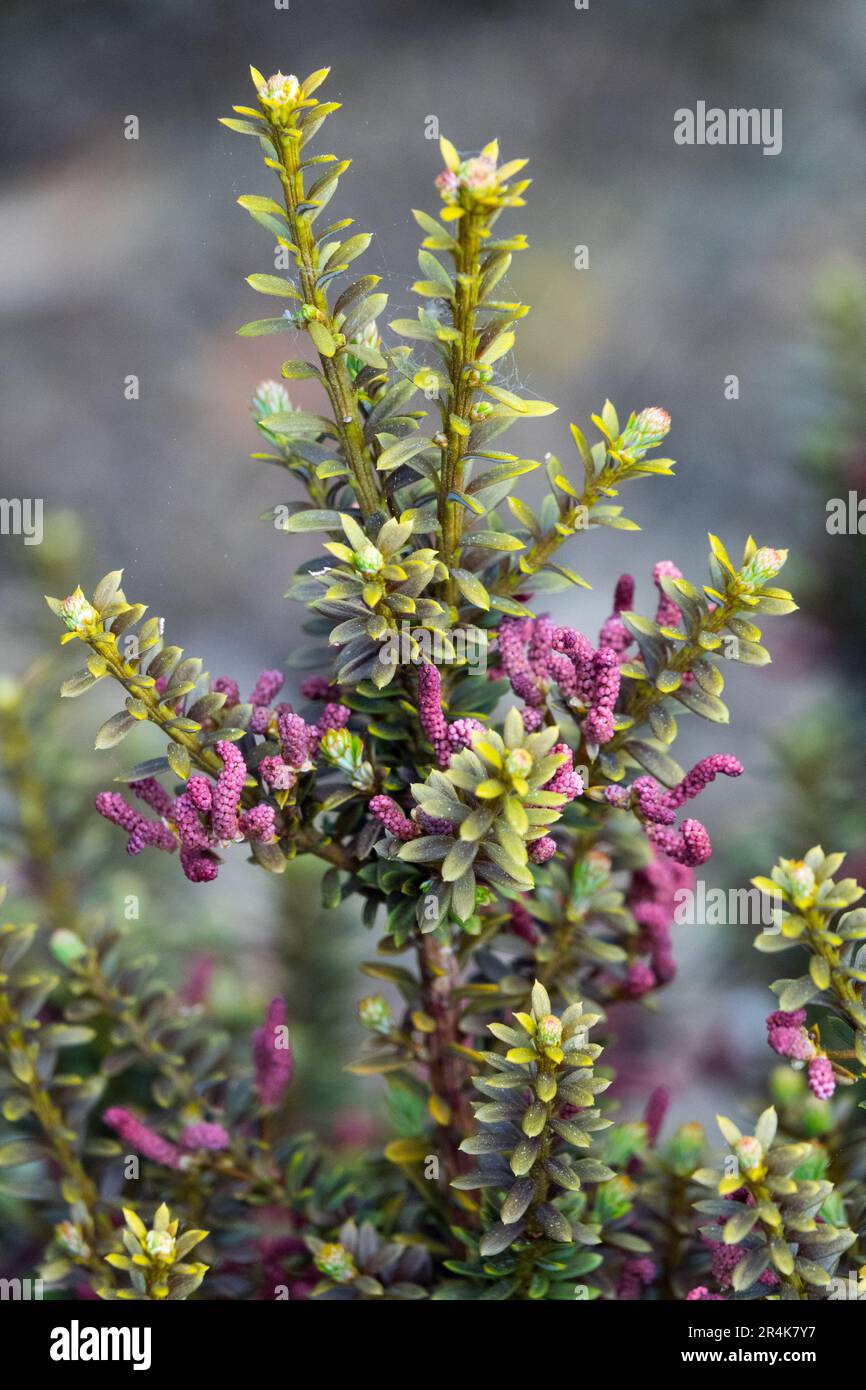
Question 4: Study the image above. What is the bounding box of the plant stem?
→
[537,833,593,995]
[273,127,383,524]
[490,462,615,596]
[526,1058,558,1233]
[417,934,471,1186]
[440,210,484,594]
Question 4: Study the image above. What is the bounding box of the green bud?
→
[504,747,532,779]
[359,994,392,1033]
[314,1241,357,1284]
[594,1173,634,1222]
[55,1220,90,1259]
[49,930,87,967]
[257,72,302,127]
[734,1134,763,1172]
[536,1014,562,1049]
[145,1229,175,1261]
[618,406,671,459]
[738,546,788,589]
[666,1121,705,1176]
[783,859,816,903]
[60,587,98,633]
[352,542,384,577]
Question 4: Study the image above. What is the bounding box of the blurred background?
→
[2,0,866,1140]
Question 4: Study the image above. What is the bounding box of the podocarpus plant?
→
[10,62,861,1300]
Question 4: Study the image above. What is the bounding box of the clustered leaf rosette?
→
[104,1204,209,1301]
[692,1108,855,1298]
[752,846,866,1094]
[307,1219,430,1300]
[448,982,615,1296]
[295,511,452,688]
[397,711,575,925]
